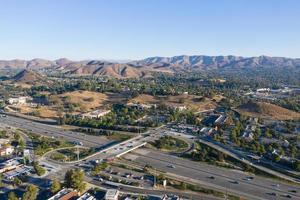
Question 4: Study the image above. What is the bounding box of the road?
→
[126,149,300,200]
[0,115,110,147]
[85,176,222,200]
[198,137,300,183]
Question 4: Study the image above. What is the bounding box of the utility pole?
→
[77,146,80,161]
[153,168,156,188]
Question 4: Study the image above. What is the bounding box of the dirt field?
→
[236,102,300,120]
[58,90,109,111]
[8,91,127,119]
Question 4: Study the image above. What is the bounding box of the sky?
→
[0,0,299,60]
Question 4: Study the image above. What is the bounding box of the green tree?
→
[13,177,22,188]
[33,161,46,176]
[64,169,86,192]
[0,174,3,187]
[22,184,38,200]
[51,179,61,194]
[294,160,300,171]
[8,192,18,200]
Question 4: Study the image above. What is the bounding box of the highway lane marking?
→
[0,116,102,146]
[133,152,300,199]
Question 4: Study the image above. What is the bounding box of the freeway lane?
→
[0,115,110,147]
[128,149,300,200]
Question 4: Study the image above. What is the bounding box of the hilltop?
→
[0,55,299,78]
[237,102,300,120]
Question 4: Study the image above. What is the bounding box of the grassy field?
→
[151,136,189,152]
[50,147,95,162]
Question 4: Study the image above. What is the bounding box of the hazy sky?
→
[0,0,299,60]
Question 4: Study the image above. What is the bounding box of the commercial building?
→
[105,189,119,200]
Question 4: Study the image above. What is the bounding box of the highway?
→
[0,115,110,147]
[126,149,300,200]
[198,137,300,183]
[2,114,300,199]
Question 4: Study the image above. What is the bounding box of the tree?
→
[13,177,22,188]
[33,161,46,176]
[8,192,18,200]
[51,179,61,194]
[295,160,300,171]
[0,174,3,187]
[18,138,25,152]
[64,169,86,193]
[22,184,38,200]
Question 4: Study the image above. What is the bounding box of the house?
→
[7,96,32,105]
[47,188,78,200]
[171,105,186,111]
[105,189,119,200]
[79,109,111,119]
[242,131,254,142]
[0,145,14,156]
[127,103,155,110]
[242,124,256,142]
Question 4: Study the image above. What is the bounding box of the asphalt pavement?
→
[127,149,300,200]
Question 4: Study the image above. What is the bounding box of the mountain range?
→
[1,55,299,78]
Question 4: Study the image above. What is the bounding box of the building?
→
[7,96,31,105]
[0,138,10,147]
[47,188,78,200]
[242,131,254,142]
[0,145,14,156]
[242,124,256,142]
[0,158,21,173]
[77,192,96,200]
[127,103,155,110]
[79,109,111,119]
[200,127,215,136]
[214,114,227,125]
[171,105,186,111]
[3,165,32,180]
[105,189,119,200]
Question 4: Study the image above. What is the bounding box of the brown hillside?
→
[237,102,300,120]
[12,69,44,83]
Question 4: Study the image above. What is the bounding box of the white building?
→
[0,146,14,156]
[7,96,31,105]
[105,189,119,200]
[79,109,111,119]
